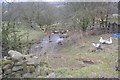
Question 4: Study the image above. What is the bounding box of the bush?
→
[2,21,29,56]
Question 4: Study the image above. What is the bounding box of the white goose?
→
[99,37,106,44]
[92,43,102,49]
[105,37,112,45]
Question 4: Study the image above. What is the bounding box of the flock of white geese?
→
[92,37,112,49]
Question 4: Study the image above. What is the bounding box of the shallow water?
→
[29,34,64,55]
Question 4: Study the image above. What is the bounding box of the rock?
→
[14,73,22,78]
[115,66,120,71]
[12,66,23,72]
[37,76,42,78]
[25,66,35,73]
[3,64,11,70]
[0,74,2,79]
[4,69,12,75]
[0,68,2,75]
[6,57,12,60]
[8,50,39,62]
[24,54,38,59]
[22,64,28,73]
[3,56,7,60]
[29,66,35,73]
[26,60,37,66]
[12,71,23,77]
[34,66,41,76]
[109,64,116,70]
[79,61,85,65]
[83,60,95,64]
[91,48,96,52]
[22,73,32,78]
[39,61,49,67]
[9,72,22,78]
[8,50,25,61]
[14,60,27,66]
[46,72,55,78]
[67,75,73,78]
[26,57,39,66]
[4,56,11,60]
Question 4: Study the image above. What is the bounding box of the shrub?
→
[2,21,29,56]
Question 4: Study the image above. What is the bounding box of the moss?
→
[0,60,12,66]
[39,61,49,67]
[14,73,22,78]
[22,64,28,73]
[26,66,35,73]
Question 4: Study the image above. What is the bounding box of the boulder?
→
[4,69,12,75]
[3,64,11,70]
[24,66,35,73]
[8,50,39,62]
[22,73,32,78]
[0,68,2,75]
[8,50,25,61]
[14,60,27,66]
[3,56,11,60]
[34,65,41,77]
[14,73,22,78]
[0,74,2,79]
[25,56,39,66]
[12,66,23,72]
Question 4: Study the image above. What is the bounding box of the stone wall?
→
[1,50,55,78]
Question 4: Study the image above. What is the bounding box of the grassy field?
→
[38,33,118,78]
[17,26,44,43]
[3,25,118,78]
[18,27,118,78]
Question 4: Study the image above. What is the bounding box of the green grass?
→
[49,34,118,78]
[17,26,44,42]
[0,59,12,66]
[108,18,118,23]
[54,63,117,78]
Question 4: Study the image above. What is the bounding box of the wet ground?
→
[29,34,65,55]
